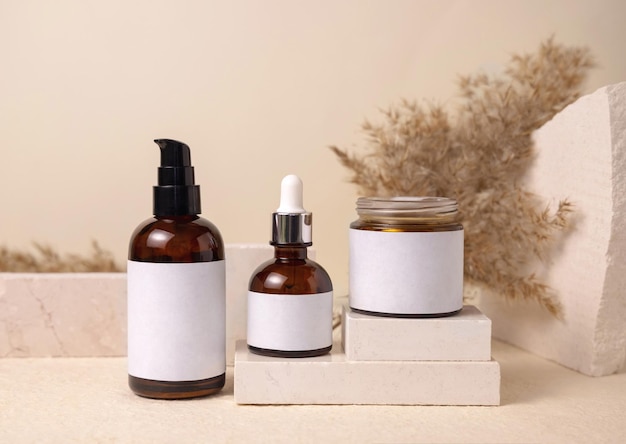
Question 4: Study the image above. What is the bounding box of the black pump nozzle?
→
[153,139,201,216]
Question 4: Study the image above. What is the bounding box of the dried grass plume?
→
[330,38,595,317]
[0,241,122,272]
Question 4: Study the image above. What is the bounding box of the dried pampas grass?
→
[0,241,122,272]
[330,38,594,317]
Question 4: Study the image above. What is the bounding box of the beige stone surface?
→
[342,305,491,361]
[1,341,625,443]
[477,82,626,376]
[0,273,126,357]
[225,243,274,363]
[234,340,500,405]
[0,244,276,363]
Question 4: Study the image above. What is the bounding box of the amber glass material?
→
[128,215,225,399]
[350,196,463,233]
[350,197,463,318]
[248,246,333,358]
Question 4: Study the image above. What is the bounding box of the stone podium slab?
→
[234,340,500,405]
[341,305,492,361]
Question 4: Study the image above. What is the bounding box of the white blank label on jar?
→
[349,229,463,315]
[127,260,225,381]
[247,291,333,351]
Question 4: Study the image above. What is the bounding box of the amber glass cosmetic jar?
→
[349,197,464,317]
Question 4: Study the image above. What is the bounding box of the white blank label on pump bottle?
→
[127,260,225,381]
[247,291,333,351]
[349,229,464,315]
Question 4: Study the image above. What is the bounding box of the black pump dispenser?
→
[153,139,201,216]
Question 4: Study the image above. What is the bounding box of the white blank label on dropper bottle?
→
[247,291,333,351]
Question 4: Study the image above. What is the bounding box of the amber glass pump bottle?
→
[127,139,225,399]
[247,175,333,358]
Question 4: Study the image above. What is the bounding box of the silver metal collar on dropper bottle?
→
[271,175,312,246]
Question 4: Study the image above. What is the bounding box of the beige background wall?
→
[1,0,624,296]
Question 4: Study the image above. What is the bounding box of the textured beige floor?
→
[1,340,625,443]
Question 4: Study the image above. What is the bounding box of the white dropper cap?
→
[271,174,312,246]
[277,174,306,214]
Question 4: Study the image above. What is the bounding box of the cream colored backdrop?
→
[1,0,624,296]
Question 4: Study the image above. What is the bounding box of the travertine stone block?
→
[0,243,275,361]
[234,341,500,405]
[477,82,626,376]
[342,305,491,361]
[0,273,126,357]
[225,243,274,363]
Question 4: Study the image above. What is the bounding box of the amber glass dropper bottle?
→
[247,175,333,358]
[127,139,225,399]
